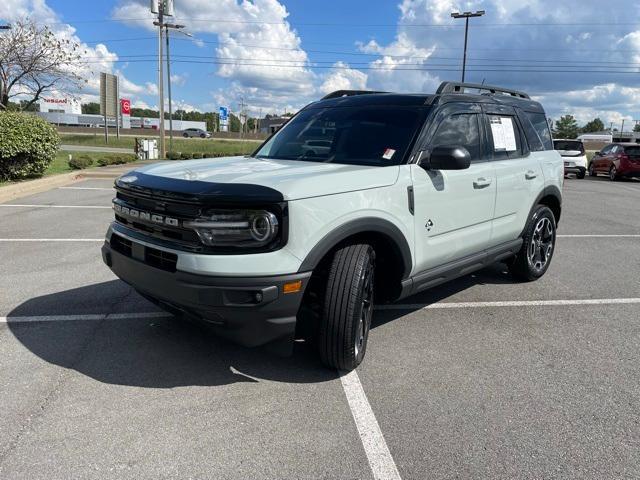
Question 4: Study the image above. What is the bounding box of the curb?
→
[0,168,131,204]
[0,172,83,204]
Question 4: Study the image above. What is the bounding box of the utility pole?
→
[451,10,485,83]
[621,119,625,135]
[238,97,246,140]
[152,0,174,159]
[163,23,190,153]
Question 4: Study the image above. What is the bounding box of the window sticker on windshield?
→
[490,117,517,152]
[382,148,396,160]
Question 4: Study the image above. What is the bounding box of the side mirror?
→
[594,151,601,157]
[419,146,471,171]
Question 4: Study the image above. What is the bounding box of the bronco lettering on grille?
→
[113,202,180,227]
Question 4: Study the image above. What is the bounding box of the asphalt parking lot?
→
[1,176,639,479]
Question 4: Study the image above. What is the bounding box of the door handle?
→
[473,177,492,189]
[525,171,537,180]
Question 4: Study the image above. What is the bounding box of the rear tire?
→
[182,133,189,138]
[609,165,618,181]
[588,163,597,177]
[576,168,585,179]
[318,244,375,370]
[509,205,556,281]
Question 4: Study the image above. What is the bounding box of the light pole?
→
[451,10,485,82]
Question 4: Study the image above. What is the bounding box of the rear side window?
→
[431,113,481,161]
[624,146,640,156]
[526,112,553,150]
[487,114,523,159]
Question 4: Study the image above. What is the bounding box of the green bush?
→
[192,153,203,159]
[68,155,93,170]
[85,153,135,167]
[167,151,181,160]
[0,112,60,180]
[180,152,193,160]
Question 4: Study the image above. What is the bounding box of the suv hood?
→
[131,156,400,201]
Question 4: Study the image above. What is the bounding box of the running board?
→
[398,239,523,300]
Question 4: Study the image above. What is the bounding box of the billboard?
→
[100,72,118,118]
[219,106,229,132]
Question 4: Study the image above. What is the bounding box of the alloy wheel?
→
[528,217,554,272]
[354,256,375,359]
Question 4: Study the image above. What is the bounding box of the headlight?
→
[183,209,279,247]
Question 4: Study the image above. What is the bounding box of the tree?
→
[0,20,87,110]
[554,115,579,139]
[81,102,100,114]
[582,117,605,133]
[633,123,640,133]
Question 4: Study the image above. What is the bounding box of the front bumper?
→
[102,238,311,352]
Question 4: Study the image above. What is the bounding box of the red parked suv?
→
[589,143,640,181]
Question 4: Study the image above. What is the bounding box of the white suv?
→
[554,139,587,178]
[102,82,563,370]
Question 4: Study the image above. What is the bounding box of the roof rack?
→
[321,90,387,100]
[436,81,530,99]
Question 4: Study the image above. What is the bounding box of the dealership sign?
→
[121,98,131,116]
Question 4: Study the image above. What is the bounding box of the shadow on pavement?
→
[7,263,512,387]
[372,262,515,329]
[6,280,336,388]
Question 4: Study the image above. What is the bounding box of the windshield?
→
[554,140,584,153]
[254,105,428,166]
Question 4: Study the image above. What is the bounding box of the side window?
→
[516,109,544,152]
[431,113,481,161]
[526,112,553,150]
[599,145,612,155]
[487,114,523,159]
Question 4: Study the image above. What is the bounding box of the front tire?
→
[609,165,618,181]
[588,163,597,177]
[318,244,375,370]
[576,168,586,179]
[509,205,556,281]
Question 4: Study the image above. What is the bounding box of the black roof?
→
[308,81,546,114]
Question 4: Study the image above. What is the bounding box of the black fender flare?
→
[520,185,562,238]
[297,217,413,279]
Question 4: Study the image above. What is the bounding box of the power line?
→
[43,16,640,28]
[67,58,640,74]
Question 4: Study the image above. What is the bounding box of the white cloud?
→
[170,73,188,87]
[320,62,368,94]
[114,0,315,110]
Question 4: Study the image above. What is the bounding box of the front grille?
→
[113,189,204,251]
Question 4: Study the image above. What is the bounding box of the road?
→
[0,175,639,479]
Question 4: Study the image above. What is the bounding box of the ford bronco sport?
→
[102,81,563,370]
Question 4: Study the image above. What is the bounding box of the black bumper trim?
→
[102,242,311,351]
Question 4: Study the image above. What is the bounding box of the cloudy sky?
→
[1,0,639,127]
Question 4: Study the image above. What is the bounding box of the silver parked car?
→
[182,128,211,138]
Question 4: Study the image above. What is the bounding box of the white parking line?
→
[0,312,169,323]
[59,187,114,191]
[340,370,402,480]
[0,204,111,209]
[376,297,640,311]
[0,239,103,242]
[557,234,640,238]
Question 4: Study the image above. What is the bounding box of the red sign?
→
[120,98,131,115]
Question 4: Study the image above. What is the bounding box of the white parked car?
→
[554,139,587,178]
[103,82,563,370]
